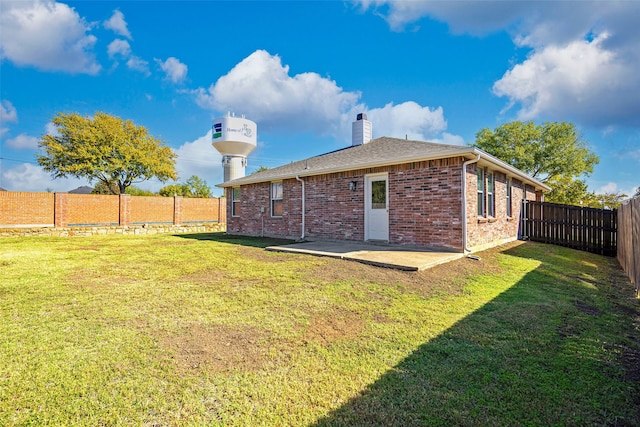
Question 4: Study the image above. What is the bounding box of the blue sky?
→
[1,1,639,197]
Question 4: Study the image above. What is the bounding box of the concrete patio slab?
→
[265,240,464,271]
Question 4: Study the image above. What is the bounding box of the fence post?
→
[119,194,131,226]
[520,199,528,240]
[174,196,183,226]
[54,192,68,227]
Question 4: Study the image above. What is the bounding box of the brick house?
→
[218,119,549,253]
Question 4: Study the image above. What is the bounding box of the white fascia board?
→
[473,148,551,192]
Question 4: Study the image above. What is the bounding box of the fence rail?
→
[617,196,640,296]
[521,200,617,257]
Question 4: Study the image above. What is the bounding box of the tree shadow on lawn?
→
[175,232,295,248]
[312,242,640,427]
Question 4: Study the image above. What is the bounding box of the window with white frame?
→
[271,182,283,217]
[506,178,512,217]
[231,187,240,217]
[477,169,485,216]
[487,171,495,217]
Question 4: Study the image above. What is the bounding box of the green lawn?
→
[1,233,638,426]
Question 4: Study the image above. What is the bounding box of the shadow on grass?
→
[312,242,640,427]
[175,232,295,249]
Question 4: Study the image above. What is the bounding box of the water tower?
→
[212,114,257,182]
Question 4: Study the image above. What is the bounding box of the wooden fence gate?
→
[520,200,617,257]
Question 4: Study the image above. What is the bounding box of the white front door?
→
[365,173,389,241]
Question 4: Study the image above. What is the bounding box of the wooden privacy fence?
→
[520,200,617,257]
[617,196,640,296]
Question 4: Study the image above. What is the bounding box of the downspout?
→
[295,175,305,241]
[462,154,481,254]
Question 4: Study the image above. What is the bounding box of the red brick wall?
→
[227,158,543,251]
[227,158,467,250]
[0,192,54,226]
[67,194,119,225]
[182,197,223,223]
[465,163,537,251]
[0,192,226,229]
[130,196,175,224]
[304,171,365,241]
[218,197,227,225]
[389,159,463,249]
[226,181,303,238]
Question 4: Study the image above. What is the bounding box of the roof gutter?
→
[295,175,305,241]
[462,154,481,254]
[217,148,476,188]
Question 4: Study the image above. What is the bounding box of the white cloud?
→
[356,0,533,34]
[364,101,447,141]
[1,100,18,123]
[126,56,150,75]
[432,132,466,146]
[107,39,149,77]
[195,50,451,143]
[6,133,39,150]
[493,32,639,127]
[44,122,59,137]
[359,1,640,129]
[2,163,86,192]
[0,0,100,74]
[356,1,626,42]
[591,181,637,200]
[596,182,620,194]
[157,57,188,84]
[1,100,18,138]
[170,130,222,192]
[195,50,360,135]
[104,9,132,39]
[107,39,131,58]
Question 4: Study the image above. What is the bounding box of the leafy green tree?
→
[158,184,184,197]
[92,180,156,196]
[92,180,118,195]
[38,112,177,195]
[124,186,156,196]
[251,165,271,174]
[541,176,593,206]
[183,175,212,198]
[474,121,599,205]
[586,192,628,209]
[158,175,212,198]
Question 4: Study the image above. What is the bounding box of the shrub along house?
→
[218,115,550,253]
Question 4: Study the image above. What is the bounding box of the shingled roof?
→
[217,136,550,192]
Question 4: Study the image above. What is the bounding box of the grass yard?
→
[1,233,639,426]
